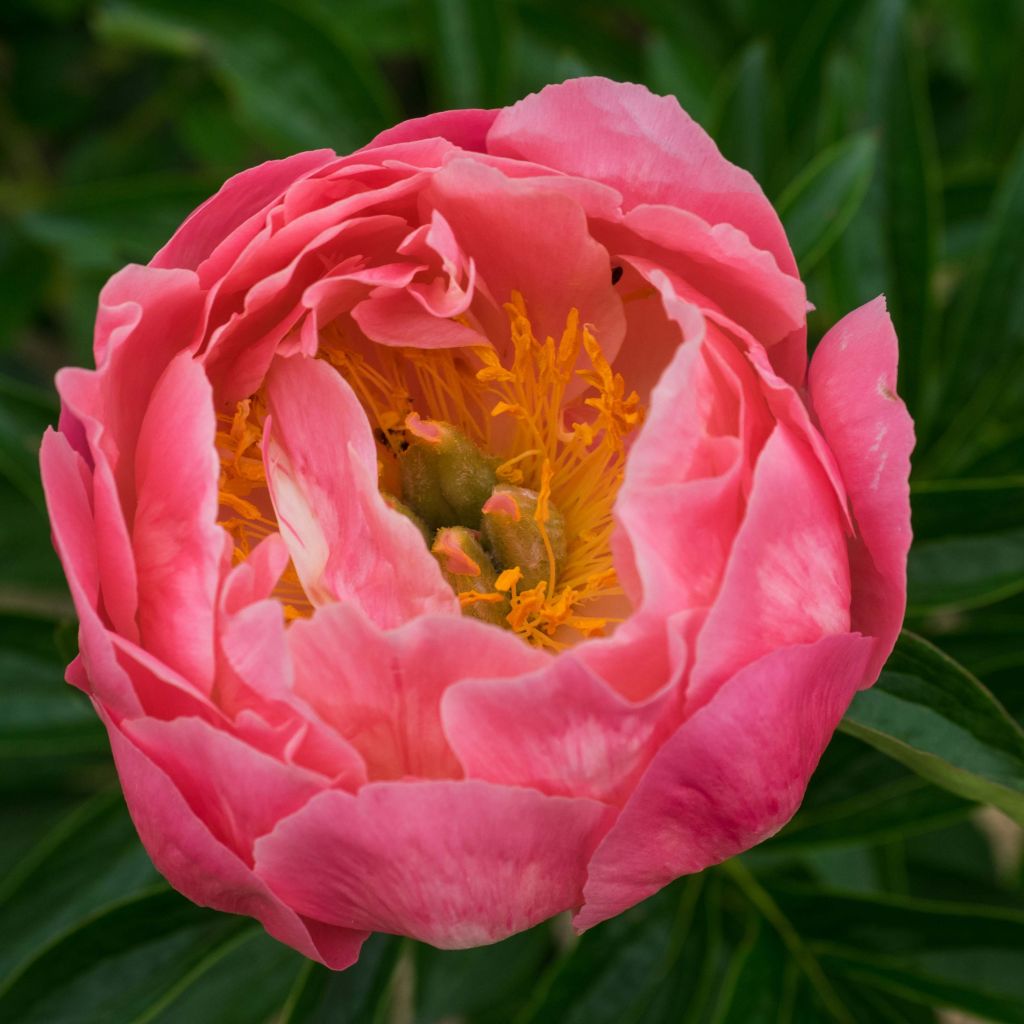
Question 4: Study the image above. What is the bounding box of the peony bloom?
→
[41,77,913,967]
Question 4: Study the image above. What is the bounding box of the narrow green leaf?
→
[841,632,1024,825]
[518,878,703,1024]
[280,933,402,1024]
[712,40,780,191]
[0,889,249,1024]
[144,929,304,1024]
[424,0,511,108]
[923,136,1024,472]
[0,792,158,986]
[908,528,1024,612]
[776,133,877,274]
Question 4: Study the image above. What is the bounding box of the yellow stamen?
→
[215,396,312,621]
[322,291,644,649]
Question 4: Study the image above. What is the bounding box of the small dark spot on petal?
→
[611,265,624,285]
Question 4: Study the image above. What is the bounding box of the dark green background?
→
[2,1,1023,1021]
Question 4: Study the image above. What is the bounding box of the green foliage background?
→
[2,0,1023,1020]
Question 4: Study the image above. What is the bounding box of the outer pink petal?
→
[613,204,805,349]
[289,602,545,781]
[121,715,329,862]
[689,423,852,709]
[41,429,142,717]
[132,351,224,690]
[151,151,336,272]
[254,780,614,948]
[364,108,498,152]
[99,705,366,968]
[487,78,798,279]
[575,633,874,930]
[263,354,456,626]
[808,296,914,677]
[442,650,682,804]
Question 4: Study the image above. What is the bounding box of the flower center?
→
[215,295,643,650]
[323,294,644,650]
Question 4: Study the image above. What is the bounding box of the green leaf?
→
[828,0,940,420]
[95,0,400,153]
[0,889,250,1024]
[0,792,158,986]
[423,0,511,109]
[518,877,703,1024]
[768,883,1024,1021]
[280,934,402,1024]
[908,528,1024,612]
[923,135,1024,472]
[415,925,553,1022]
[712,41,780,191]
[145,929,304,1024]
[841,631,1024,825]
[777,133,877,275]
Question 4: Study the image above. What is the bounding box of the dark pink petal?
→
[254,780,614,948]
[809,296,914,677]
[576,633,874,930]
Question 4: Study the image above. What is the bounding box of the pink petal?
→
[575,633,874,930]
[613,204,806,349]
[121,715,329,862]
[263,354,457,626]
[99,705,365,968]
[689,423,852,709]
[254,780,614,948]
[424,158,625,362]
[289,601,544,781]
[151,150,336,272]
[808,296,914,677]
[365,108,498,152]
[40,429,142,718]
[132,351,224,690]
[487,78,798,279]
[442,649,682,804]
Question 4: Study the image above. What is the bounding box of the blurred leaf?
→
[842,631,1024,825]
[146,929,304,1024]
[518,877,702,1023]
[0,889,251,1024]
[96,0,400,153]
[0,373,58,504]
[424,0,511,108]
[768,883,1024,1021]
[0,792,158,987]
[415,925,553,1023]
[923,135,1024,472]
[0,641,104,759]
[829,0,940,420]
[908,528,1024,612]
[777,133,877,274]
[280,934,403,1024]
[712,40,780,191]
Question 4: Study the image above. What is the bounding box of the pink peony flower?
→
[41,77,913,967]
